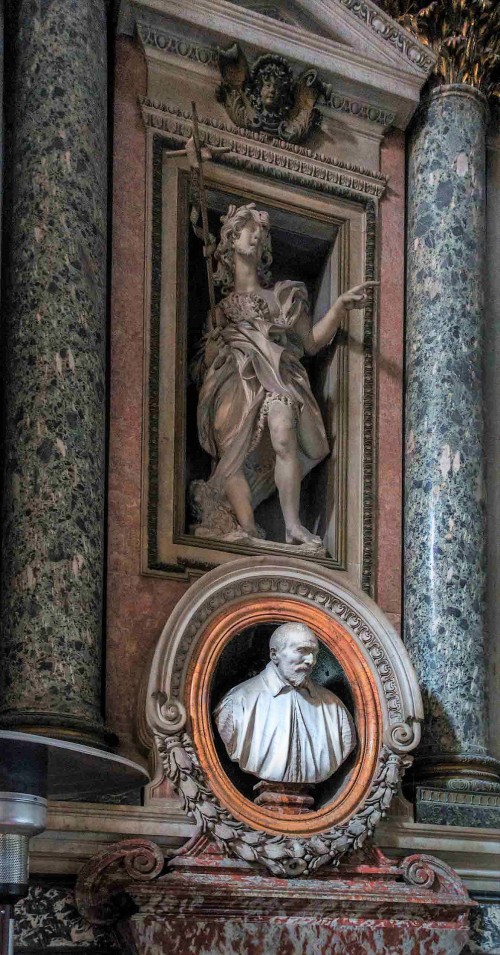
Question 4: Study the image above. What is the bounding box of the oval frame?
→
[187,597,381,835]
[140,556,423,876]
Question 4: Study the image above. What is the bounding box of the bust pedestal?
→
[253,780,315,814]
[75,839,474,955]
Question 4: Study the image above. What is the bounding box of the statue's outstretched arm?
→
[303,281,379,356]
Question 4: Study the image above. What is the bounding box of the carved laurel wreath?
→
[156,724,411,878]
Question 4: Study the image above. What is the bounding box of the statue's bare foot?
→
[286,524,322,546]
[241,521,265,540]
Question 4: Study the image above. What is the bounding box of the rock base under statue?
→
[253,779,315,814]
[76,839,474,955]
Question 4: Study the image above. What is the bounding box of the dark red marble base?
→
[80,841,473,955]
[253,779,315,814]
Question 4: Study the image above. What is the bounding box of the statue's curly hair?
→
[248,54,295,113]
[213,203,273,295]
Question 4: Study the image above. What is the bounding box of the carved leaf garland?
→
[157,731,411,878]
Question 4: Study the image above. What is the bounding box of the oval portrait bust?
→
[143,556,422,873]
[186,595,381,837]
[212,621,358,813]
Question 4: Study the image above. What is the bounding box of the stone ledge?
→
[28,800,500,895]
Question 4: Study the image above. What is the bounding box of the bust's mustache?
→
[285,664,313,686]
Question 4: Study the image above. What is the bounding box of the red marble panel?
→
[376,129,405,620]
[105,37,189,760]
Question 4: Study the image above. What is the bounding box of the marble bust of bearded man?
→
[214,622,356,784]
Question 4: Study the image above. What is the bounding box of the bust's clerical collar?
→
[263,660,315,697]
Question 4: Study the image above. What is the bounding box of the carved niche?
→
[138,556,423,878]
[141,102,383,586]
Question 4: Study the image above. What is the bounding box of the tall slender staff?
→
[190,102,217,321]
[165,103,230,327]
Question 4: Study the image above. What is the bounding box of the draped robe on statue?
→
[197,280,330,511]
[214,661,356,784]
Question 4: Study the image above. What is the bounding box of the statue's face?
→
[271,631,319,687]
[259,72,284,110]
[233,218,265,262]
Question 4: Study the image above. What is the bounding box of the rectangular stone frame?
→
[140,104,380,591]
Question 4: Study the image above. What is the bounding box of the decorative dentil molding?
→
[418,788,500,808]
[140,98,387,199]
[137,23,395,128]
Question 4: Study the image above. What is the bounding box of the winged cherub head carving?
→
[217,43,323,144]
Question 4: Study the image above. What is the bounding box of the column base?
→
[413,755,500,828]
[0,713,117,752]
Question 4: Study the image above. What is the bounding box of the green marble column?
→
[0,0,111,748]
[405,86,500,825]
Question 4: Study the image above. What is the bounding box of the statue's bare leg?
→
[267,401,322,546]
[225,469,259,537]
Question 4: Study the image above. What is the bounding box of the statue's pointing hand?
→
[339,281,379,311]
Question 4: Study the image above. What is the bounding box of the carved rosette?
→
[139,556,423,877]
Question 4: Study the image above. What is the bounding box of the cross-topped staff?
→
[165,102,230,327]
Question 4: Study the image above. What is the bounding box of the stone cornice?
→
[29,799,500,894]
[140,98,388,198]
[120,0,433,127]
[336,0,434,71]
[137,22,396,127]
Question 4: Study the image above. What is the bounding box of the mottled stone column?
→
[405,85,500,825]
[0,0,111,748]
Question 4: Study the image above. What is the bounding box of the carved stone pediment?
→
[119,0,435,131]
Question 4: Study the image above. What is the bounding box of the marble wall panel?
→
[106,37,188,762]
